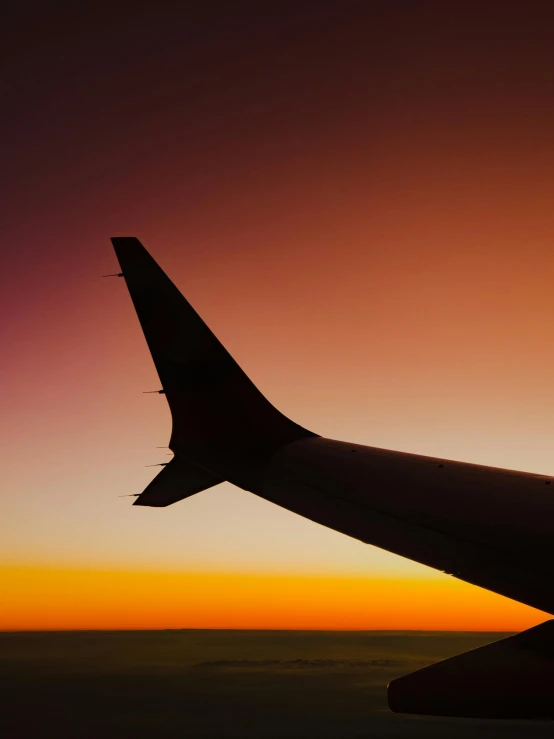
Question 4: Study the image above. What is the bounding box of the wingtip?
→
[110,236,142,252]
[111,237,155,272]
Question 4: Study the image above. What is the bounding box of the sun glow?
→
[1,566,545,632]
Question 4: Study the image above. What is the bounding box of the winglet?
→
[111,237,316,492]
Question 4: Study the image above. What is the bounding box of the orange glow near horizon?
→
[1,566,546,632]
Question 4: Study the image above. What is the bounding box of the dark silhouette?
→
[8,629,551,738]
[109,237,554,718]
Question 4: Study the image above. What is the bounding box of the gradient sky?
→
[2,1,554,630]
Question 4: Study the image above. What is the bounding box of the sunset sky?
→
[2,2,554,630]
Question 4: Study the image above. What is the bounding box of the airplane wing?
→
[109,236,554,718]
[263,437,554,616]
[388,619,554,718]
[110,235,554,613]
